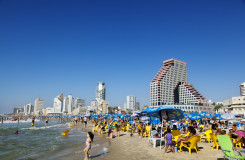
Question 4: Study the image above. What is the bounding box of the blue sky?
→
[0,0,245,114]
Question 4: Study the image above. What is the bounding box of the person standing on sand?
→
[83,132,94,160]
[1,117,3,124]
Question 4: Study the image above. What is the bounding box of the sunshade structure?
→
[221,113,236,120]
[213,114,222,120]
[144,106,184,121]
[200,112,213,118]
[188,113,203,120]
[140,116,150,123]
[102,113,112,118]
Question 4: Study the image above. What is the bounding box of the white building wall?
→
[63,97,69,113]
[126,96,136,110]
[240,82,245,96]
[68,95,74,114]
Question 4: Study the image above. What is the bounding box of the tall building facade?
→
[34,98,44,115]
[53,93,63,113]
[62,97,69,113]
[126,95,136,110]
[150,59,205,106]
[24,103,34,115]
[240,82,245,96]
[67,94,74,114]
[75,97,85,109]
[96,82,106,102]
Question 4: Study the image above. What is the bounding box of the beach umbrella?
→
[200,112,213,118]
[145,106,184,121]
[150,117,161,124]
[213,114,222,120]
[140,116,150,124]
[188,113,203,120]
[221,113,236,120]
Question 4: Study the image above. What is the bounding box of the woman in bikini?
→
[83,132,94,160]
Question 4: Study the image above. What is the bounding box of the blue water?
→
[0,119,90,160]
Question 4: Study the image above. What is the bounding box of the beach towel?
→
[236,131,245,138]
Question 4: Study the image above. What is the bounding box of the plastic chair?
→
[217,135,245,159]
[101,125,108,134]
[231,138,244,148]
[143,125,151,137]
[200,130,212,143]
[171,130,181,142]
[210,133,220,150]
[61,130,69,136]
[179,135,200,154]
[92,125,98,134]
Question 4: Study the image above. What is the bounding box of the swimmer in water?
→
[45,118,48,125]
[14,130,18,134]
[83,132,94,160]
[32,116,35,126]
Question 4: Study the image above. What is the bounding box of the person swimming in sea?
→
[83,132,94,160]
[45,118,48,125]
[31,116,35,126]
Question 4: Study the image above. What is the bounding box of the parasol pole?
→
[160,117,163,150]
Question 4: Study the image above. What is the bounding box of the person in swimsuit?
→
[83,132,94,160]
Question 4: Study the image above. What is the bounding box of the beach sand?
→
[91,131,237,160]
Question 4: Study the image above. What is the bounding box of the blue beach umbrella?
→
[200,112,213,118]
[213,114,222,120]
[188,113,203,120]
[145,106,184,121]
[221,113,236,120]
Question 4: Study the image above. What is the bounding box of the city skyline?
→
[1,0,245,114]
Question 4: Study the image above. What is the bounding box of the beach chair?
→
[61,130,69,136]
[179,135,200,154]
[172,130,181,142]
[143,125,151,137]
[92,125,98,134]
[198,125,204,132]
[210,133,220,150]
[231,138,244,148]
[183,132,190,137]
[200,130,212,143]
[121,125,126,132]
[101,125,108,134]
[217,135,245,159]
[126,124,131,132]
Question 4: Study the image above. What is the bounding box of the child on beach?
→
[165,128,174,153]
[83,132,94,160]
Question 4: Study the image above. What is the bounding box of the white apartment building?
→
[75,97,85,109]
[160,105,214,114]
[240,82,245,96]
[221,96,245,114]
[96,82,106,102]
[67,94,74,114]
[53,93,63,113]
[24,103,34,115]
[150,58,206,108]
[34,98,44,115]
[63,97,69,113]
[125,95,136,110]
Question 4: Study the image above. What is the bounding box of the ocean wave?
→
[21,123,67,130]
[3,119,40,124]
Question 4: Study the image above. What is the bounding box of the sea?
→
[0,119,109,160]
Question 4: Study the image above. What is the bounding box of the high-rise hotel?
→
[150,59,207,110]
